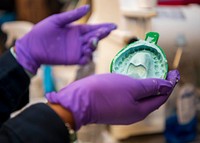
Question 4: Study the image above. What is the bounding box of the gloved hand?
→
[46,70,180,131]
[15,5,117,74]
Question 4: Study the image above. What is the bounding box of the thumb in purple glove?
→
[15,5,117,74]
[46,70,180,131]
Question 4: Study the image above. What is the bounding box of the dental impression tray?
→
[110,32,168,79]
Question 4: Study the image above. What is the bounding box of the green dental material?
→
[110,32,168,79]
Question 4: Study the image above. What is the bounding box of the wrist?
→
[10,47,34,78]
[15,40,40,75]
[10,47,17,58]
[47,102,75,130]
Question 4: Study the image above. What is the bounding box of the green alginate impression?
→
[110,32,168,79]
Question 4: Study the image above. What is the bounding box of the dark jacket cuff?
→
[2,103,70,143]
[0,50,30,111]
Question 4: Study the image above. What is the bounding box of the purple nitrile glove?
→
[15,5,117,74]
[46,70,180,131]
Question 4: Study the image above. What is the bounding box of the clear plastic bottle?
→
[164,83,198,143]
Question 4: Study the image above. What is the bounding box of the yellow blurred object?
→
[173,48,183,69]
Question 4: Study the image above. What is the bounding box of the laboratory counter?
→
[119,132,200,143]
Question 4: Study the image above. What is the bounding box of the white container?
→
[139,0,158,9]
[119,0,158,11]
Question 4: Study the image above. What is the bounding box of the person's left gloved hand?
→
[15,5,117,74]
[46,70,180,131]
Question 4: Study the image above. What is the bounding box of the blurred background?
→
[1,0,200,143]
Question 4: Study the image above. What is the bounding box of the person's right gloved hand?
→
[15,5,117,74]
[46,70,180,131]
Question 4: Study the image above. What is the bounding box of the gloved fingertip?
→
[45,92,59,103]
[107,23,117,30]
[56,5,90,26]
[83,47,92,55]
[78,5,90,13]
[96,28,111,39]
[88,37,98,50]
[84,4,90,10]
[167,70,180,86]
[79,56,91,65]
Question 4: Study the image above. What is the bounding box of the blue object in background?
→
[164,84,198,143]
[0,11,16,25]
[164,114,197,143]
[43,66,56,94]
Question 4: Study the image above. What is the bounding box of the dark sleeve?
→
[0,0,15,11]
[0,103,70,143]
[0,50,30,126]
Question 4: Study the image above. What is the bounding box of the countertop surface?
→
[77,124,200,143]
[119,133,200,143]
